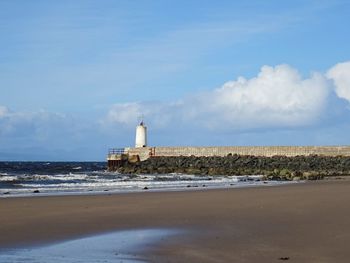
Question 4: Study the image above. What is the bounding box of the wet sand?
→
[1,180,350,262]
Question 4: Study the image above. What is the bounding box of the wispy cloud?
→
[0,3,309,107]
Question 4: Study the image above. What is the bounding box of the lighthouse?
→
[135,121,147,148]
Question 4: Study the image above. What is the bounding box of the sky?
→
[0,0,350,161]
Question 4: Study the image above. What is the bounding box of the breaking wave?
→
[0,162,284,197]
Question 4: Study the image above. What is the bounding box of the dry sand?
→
[1,180,350,262]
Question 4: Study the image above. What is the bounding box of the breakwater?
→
[115,155,350,180]
[107,146,350,179]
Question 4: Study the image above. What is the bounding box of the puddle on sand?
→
[0,228,177,263]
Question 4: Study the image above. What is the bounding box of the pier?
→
[107,121,350,171]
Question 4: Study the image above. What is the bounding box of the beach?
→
[1,180,350,262]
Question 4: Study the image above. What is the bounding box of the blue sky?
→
[1,0,350,161]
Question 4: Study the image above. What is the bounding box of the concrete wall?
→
[123,146,350,161]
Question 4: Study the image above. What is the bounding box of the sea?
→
[0,162,286,197]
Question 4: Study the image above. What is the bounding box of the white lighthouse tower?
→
[135,121,147,148]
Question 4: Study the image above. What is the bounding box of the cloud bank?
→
[0,107,81,141]
[185,64,329,129]
[2,61,350,160]
[106,63,340,130]
[4,62,344,137]
[327,61,350,103]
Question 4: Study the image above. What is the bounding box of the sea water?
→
[0,162,291,197]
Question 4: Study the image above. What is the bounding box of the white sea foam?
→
[7,173,90,182]
[0,176,17,181]
[2,180,295,198]
[1,171,297,198]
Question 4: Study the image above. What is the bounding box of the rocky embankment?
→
[116,154,350,180]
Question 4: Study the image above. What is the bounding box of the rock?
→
[112,155,350,180]
[157,167,169,174]
[143,186,148,190]
[120,154,129,161]
[279,257,290,261]
[292,171,303,177]
[123,167,136,174]
[186,168,202,175]
[128,155,140,164]
[208,168,219,176]
[33,190,40,193]
[267,174,278,180]
[3,192,10,195]
[303,171,323,180]
[279,168,291,177]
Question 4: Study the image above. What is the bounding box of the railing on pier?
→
[107,148,126,171]
[108,148,125,154]
[108,148,125,156]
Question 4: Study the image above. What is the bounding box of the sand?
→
[1,180,350,262]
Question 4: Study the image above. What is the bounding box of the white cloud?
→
[188,64,329,129]
[0,106,108,160]
[327,61,350,102]
[0,106,71,139]
[105,64,330,130]
[103,102,182,130]
[0,105,9,118]
[105,103,143,127]
[0,106,12,134]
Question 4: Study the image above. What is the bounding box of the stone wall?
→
[123,146,350,161]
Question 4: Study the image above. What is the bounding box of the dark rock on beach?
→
[279,257,290,260]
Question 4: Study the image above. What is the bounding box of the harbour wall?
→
[120,146,350,161]
[107,146,350,177]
